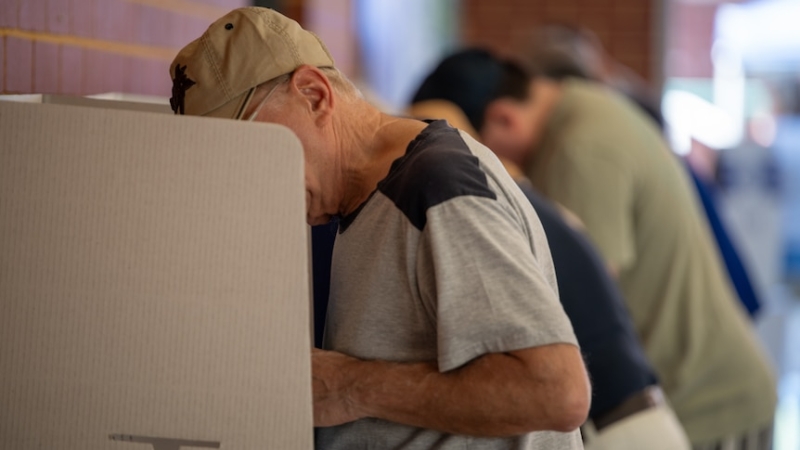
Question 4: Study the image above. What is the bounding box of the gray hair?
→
[256,66,361,102]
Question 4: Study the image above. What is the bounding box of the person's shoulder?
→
[565,78,623,105]
[565,80,663,137]
[555,84,653,161]
[378,121,497,230]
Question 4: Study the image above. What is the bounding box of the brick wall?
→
[303,0,356,78]
[1,0,247,96]
[462,0,657,82]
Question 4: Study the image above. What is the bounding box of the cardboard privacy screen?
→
[0,102,313,449]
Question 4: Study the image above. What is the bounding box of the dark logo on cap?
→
[170,64,196,115]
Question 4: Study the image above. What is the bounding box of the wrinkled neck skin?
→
[332,101,427,218]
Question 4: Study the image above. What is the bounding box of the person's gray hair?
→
[319,67,362,100]
[256,66,361,101]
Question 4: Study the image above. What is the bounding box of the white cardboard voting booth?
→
[0,101,313,449]
[0,93,172,114]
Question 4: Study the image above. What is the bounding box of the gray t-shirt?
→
[317,121,582,449]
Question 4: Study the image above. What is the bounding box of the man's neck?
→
[336,105,427,217]
[525,79,564,159]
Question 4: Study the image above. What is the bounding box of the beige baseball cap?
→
[169,7,335,119]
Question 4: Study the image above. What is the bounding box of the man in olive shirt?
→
[420,49,777,449]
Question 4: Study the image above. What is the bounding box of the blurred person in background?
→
[521,24,764,319]
[520,24,663,128]
[407,95,691,450]
[171,8,590,449]
[414,48,777,450]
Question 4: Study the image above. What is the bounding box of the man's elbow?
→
[505,344,591,433]
[513,375,590,434]
[530,347,592,432]
[548,381,591,432]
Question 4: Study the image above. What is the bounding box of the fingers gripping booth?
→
[0,101,313,449]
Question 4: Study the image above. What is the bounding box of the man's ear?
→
[484,99,519,133]
[482,100,518,148]
[289,65,334,125]
[481,99,530,161]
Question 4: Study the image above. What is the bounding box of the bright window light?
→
[662,90,741,155]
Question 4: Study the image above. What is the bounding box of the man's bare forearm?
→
[314,344,590,436]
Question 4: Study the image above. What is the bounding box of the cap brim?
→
[202,88,256,120]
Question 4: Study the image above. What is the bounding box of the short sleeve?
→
[545,149,636,270]
[416,195,578,372]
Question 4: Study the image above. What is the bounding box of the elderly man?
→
[169,7,590,449]
[413,48,777,450]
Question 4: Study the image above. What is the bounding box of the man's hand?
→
[312,348,364,427]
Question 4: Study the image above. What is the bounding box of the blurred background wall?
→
[0,0,661,104]
[0,0,248,96]
[462,0,659,83]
